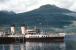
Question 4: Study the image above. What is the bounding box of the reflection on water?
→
[0,42,65,50]
[26,42,65,50]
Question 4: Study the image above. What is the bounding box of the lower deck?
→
[0,37,64,44]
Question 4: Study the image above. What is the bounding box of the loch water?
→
[0,35,76,50]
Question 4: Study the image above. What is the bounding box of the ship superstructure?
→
[0,24,65,43]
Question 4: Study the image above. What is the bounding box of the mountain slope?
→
[17,4,76,27]
[0,4,76,28]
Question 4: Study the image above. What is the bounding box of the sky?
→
[0,0,76,13]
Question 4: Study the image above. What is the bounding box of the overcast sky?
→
[0,0,76,13]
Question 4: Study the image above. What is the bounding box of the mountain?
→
[0,4,76,28]
[25,4,73,14]
[0,11,16,25]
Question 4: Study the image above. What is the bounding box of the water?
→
[0,42,65,50]
[0,35,76,50]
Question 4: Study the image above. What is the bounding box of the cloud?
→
[0,0,76,13]
[0,0,9,3]
[0,0,41,13]
[0,0,6,2]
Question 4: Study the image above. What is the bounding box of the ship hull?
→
[26,37,64,42]
[0,37,64,44]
